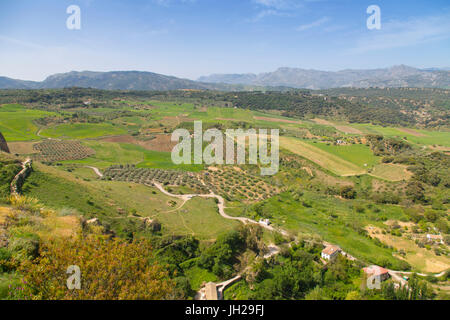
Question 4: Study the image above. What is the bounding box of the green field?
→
[64,141,203,171]
[40,123,127,139]
[153,197,239,240]
[280,137,368,176]
[240,191,409,270]
[0,104,53,141]
[305,141,380,169]
[21,163,233,240]
[349,123,450,147]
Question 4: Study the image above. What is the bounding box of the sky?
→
[0,0,449,81]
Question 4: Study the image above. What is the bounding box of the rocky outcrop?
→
[0,132,10,153]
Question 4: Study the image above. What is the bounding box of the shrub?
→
[8,236,40,262]
[16,235,175,300]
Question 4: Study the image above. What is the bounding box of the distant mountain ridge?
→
[198,65,450,89]
[0,71,211,91]
[0,65,449,91]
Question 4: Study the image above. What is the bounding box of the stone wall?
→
[10,159,32,197]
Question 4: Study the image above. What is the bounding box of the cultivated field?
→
[370,163,412,181]
[0,104,53,141]
[280,137,368,176]
[40,123,127,139]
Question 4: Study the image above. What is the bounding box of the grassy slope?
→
[64,141,203,171]
[40,123,127,139]
[21,163,233,240]
[152,197,239,240]
[370,163,412,181]
[350,123,450,147]
[230,190,409,269]
[280,137,366,176]
[0,104,53,141]
[305,141,380,169]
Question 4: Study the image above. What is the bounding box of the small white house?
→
[321,245,341,261]
[426,234,444,244]
[259,218,271,226]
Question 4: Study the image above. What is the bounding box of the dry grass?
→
[370,163,412,181]
[254,116,302,124]
[38,214,81,241]
[366,225,450,273]
[0,207,12,225]
[102,134,177,152]
[7,142,38,155]
[397,128,426,137]
[312,118,362,134]
[333,125,362,135]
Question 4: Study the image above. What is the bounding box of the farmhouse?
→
[321,245,341,261]
[363,265,390,282]
[259,218,271,226]
[426,234,444,244]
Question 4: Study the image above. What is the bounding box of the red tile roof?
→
[322,245,340,256]
[363,265,389,276]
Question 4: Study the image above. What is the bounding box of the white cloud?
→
[253,0,303,10]
[250,0,302,22]
[350,14,450,54]
[296,17,329,31]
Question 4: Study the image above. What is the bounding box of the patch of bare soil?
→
[372,179,387,192]
[312,118,362,134]
[312,118,333,126]
[163,116,195,127]
[314,169,354,187]
[397,128,426,137]
[7,142,38,154]
[301,167,314,177]
[333,125,362,134]
[216,118,240,121]
[254,116,302,124]
[428,145,450,154]
[102,134,177,152]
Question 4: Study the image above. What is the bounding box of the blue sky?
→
[0,0,449,81]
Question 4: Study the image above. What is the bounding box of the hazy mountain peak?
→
[1,66,449,91]
[199,65,450,89]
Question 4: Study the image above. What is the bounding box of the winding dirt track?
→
[151,182,288,236]
[85,166,104,178]
[88,166,448,278]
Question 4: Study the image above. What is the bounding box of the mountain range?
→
[1,65,449,91]
[198,65,450,90]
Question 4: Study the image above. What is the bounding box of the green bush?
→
[8,235,40,261]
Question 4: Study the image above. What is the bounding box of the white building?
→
[321,245,341,261]
[426,234,444,244]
